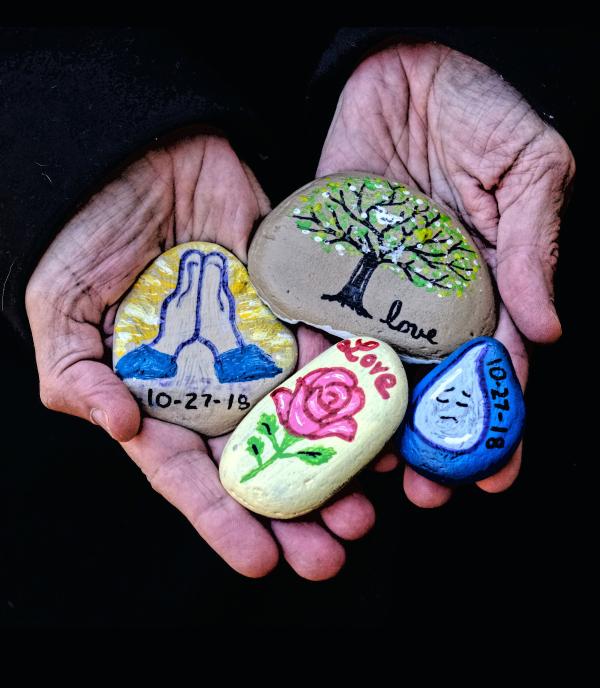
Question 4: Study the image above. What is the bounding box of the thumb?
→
[27,301,140,442]
[46,359,140,442]
[495,128,575,344]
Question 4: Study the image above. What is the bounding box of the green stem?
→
[241,441,304,483]
[241,428,306,483]
[240,454,281,482]
[280,432,303,452]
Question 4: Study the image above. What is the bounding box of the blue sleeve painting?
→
[116,248,282,383]
[397,337,525,484]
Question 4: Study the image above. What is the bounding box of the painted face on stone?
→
[414,344,487,451]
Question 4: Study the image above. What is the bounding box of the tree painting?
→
[292,176,480,319]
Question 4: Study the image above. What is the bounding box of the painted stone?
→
[397,337,525,485]
[219,337,408,518]
[248,173,496,363]
[112,242,297,436]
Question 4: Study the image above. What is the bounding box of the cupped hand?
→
[26,133,376,580]
[317,42,575,505]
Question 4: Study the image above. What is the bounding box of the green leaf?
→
[246,436,265,463]
[257,413,278,437]
[296,446,337,465]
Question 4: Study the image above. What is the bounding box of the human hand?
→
[26,133,377,580]
[316,42,575,505]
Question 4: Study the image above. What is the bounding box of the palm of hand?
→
[26,133,376,580]
[317,43,575,503]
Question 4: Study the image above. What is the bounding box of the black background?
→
[0,27,593,628]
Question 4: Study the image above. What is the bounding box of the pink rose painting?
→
[271,367,365,442]
[240,367,366,483]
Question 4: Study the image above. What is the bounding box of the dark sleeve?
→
[0,27,270,341]
[306,27,579,151]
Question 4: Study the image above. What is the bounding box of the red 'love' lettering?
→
[337,338,379,362]
[375,374,396,400]
[337,339,396,400]
[369,360,389,375]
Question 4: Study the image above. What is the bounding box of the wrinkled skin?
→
[317,43,575,507]
[26,134,380,581]
[26,43,575,579]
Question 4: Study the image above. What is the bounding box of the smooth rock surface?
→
[249,173,497,362]
[220,337,408,518]
[113,242,297,436]
[398,336,525,484]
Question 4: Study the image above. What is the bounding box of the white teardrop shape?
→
[414,344,487,451]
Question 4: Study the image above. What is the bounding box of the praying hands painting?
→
[112,242,297,436]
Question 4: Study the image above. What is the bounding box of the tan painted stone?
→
[219,337,407,518]
[112,242,297,436]
[248,173,496,362]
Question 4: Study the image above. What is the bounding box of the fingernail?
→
[90,408,112,437]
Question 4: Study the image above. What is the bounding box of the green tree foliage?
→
[293,176,480,301]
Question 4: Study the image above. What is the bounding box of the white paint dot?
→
[322,192,330,198]
[467,271,472,276]
[415,267,422,273]
[474,260,479,266]
[349,185,356,191]
[314,236,323,242]
[416,199,424,205]
[446,239,453,245]
[403,190,410,195]
[435,221,441,227]
[324,222,330,227]
[427,284,433,289]
[293,208,301,215]
[417,243,423,249]
[360,212,367,219]
[301,230,310,234]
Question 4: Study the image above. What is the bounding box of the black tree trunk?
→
[321,252,380,319]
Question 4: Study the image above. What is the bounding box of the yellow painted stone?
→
[219,337,408,518]
[113,242,297,436]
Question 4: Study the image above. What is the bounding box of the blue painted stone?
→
[397,337,525,485]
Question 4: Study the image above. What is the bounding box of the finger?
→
[319,484,376,540]
[372,452,400,473]
[270,519,346,581]
[122,418,279,578]
[495,129,575,344]
[296,324,331,367]
[494,305,530,389]
[403,465,453,508]
[477,442,522,493]
[207,433,230,464]
[370,437,400,472]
